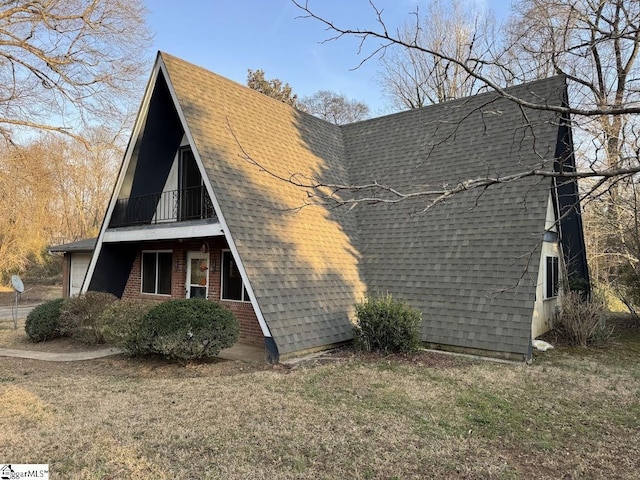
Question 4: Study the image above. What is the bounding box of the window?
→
[142,251,172,295]
[221,250,249,301]
[179,147,213,220]
[545,256,559,299]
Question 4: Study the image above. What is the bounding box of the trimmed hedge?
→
[59,291,118,344]
[138,298,239,360]
[25,298,66,342]
[353,293,422,354]
[99,299,156,353]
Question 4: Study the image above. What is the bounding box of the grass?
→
[0,317,638,479]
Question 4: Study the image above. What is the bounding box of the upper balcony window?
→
[179,147,209,221]
[110,147,216,227]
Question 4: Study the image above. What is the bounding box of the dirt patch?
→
[537,312,640,348]
[315,345,466,368]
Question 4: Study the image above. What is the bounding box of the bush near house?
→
[25,298,66,342]
[553,291,611,346]
[353,293,422,354]
[137,298,239,360]
[99,299,157,354]
[58,291,118,344]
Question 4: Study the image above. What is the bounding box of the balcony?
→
[110,185,216,228]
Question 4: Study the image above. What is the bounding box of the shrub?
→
[139,299,239,360]
[554,291,611,347]
[352,293,422,354]
[99,299,156,353]
[618,263,640,311]
[59,291,118,344]
[25,298,66,342]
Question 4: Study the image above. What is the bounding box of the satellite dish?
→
[11,275,24,293]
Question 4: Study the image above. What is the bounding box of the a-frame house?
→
[84,52,588,362]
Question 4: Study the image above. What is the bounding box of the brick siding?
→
[121,236,264,346]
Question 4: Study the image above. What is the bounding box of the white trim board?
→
[103,222,223,243]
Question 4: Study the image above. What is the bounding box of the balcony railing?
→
[110,185,216,228]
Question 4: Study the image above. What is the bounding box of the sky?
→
[146,0,511,115]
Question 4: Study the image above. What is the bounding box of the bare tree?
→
[45,130,120,240]
[377,0,497,109]
[0,0,151,280]
[247,68,371,123]
[0,131,119,280]
[503,0,640,300]
[0,141,55,278]
[0,0,152,143]
[299,90,370,124]
[292,0,640,203]
[505,0,640,172]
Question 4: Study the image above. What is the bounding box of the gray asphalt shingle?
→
[161,53,568,358]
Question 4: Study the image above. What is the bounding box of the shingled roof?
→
[159,53,570,359]
[342,79,564,357]
[162,53,366,356]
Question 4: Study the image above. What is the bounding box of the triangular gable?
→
[160,53,367,356]
[83,55,166,297]
[85,53,369,357]
[84,54,275,346]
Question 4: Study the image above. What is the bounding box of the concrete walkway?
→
[0,344,265,363]
[1,300,266,363]
[0,347,123,362]
[2,302,266,363]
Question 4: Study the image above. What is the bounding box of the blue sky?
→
[146,0,510,115]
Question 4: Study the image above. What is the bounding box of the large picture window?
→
[142,251,172,295]
[221,250,249,301]
[545,256,559,299]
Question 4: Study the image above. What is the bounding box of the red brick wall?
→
[120,236,264,346]
[223,301,264,345]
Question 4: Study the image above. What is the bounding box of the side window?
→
[142,251,172,295]
[221,250,249,301]
[545,256,559,299]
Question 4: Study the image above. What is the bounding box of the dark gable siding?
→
[554,118,590,290]
[109,71,184,227]
[93,70,185,297]
[88,243,139,297]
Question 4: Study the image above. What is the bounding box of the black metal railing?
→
[110,186,216,227]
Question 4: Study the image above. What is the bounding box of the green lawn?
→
[0,319,639,479]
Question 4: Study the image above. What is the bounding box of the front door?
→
[186,251,209,299]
